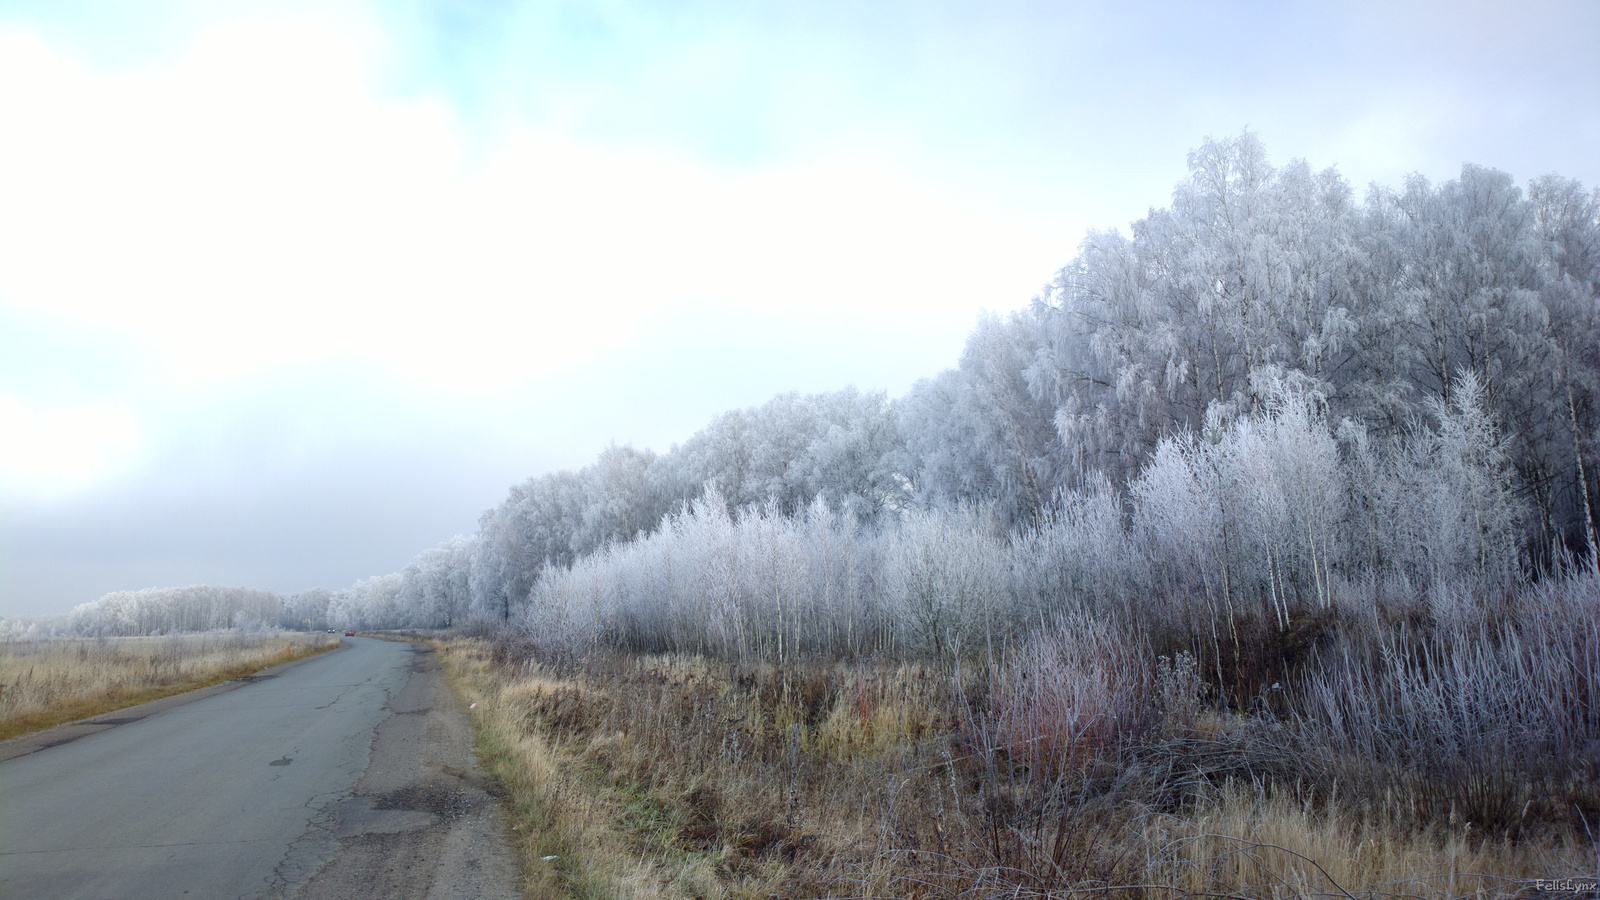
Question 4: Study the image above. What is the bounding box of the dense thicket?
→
[347,133,1597,641]
[509,375,1539,668]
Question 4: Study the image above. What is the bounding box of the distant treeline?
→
[63,585,282,637]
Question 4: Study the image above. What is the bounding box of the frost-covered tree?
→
[326,574,403,630]
[281,587,334,631]
[69,586,283,636]
[394,535,475,628]
[887,505,1008,665]
[1030,132,1361,489]
[898,313,1066,524]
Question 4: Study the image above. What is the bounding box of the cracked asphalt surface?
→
[0,636,521,900]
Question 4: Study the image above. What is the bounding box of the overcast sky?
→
[2,0,1597,618]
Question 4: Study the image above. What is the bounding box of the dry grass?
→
[437,634,1598,900]
[1139,783,1594,900]
[0,632,340,741]
[439,639,785,900]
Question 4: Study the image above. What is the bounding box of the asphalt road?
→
[0,636,521,900]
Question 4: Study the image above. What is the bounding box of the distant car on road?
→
[344,631,355,636]
[327,629,336,633]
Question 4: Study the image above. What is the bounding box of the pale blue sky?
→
[2,0,1597,616]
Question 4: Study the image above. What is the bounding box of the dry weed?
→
[1140,782,1595,900]
[438,636,1598,900]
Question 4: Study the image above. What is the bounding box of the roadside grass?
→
[0,632,340,741]
[436,637,715,900]
[1138,783,1591,900]
[436,635,1597,900]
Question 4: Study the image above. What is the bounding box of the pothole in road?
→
[333,796,438,837]
[270,756,293,766]
[375,784,478,820]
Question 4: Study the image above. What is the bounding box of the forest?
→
[269,132,1600,649]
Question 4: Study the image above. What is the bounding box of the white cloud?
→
[0,395,141,497]
[0,15,1068,397]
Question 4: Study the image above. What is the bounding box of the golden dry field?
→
[0,632,340,741]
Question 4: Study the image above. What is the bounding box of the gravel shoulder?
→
[288,641,523,900]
